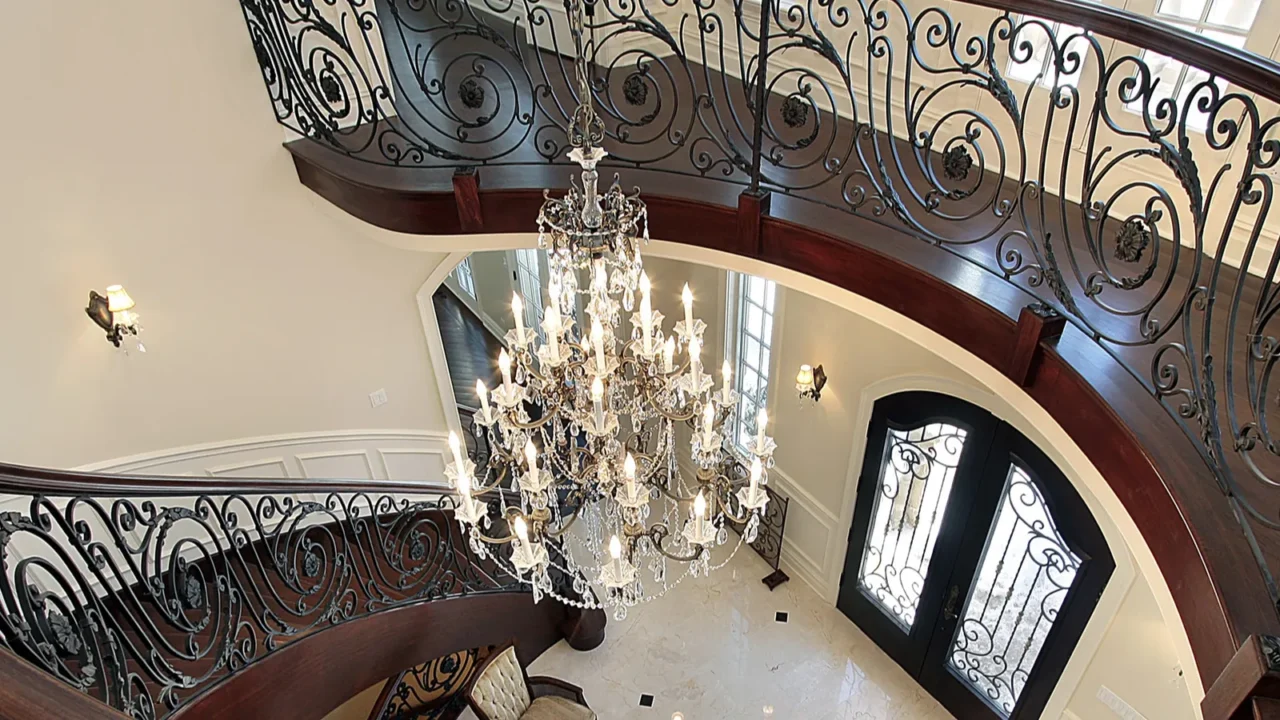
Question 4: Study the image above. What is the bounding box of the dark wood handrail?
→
[966,0,1280,101]
[0,460,451,497]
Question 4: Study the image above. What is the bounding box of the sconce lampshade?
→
[105,285,135,313]
[796,364,815,392]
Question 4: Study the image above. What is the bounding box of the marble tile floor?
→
[462,549,955,720]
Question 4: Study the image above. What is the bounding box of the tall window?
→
[1005,16,1089,89]
[513,249,544,340]
[1126,0,1260,130]
[452,256,476,299]
[728,273,778,455]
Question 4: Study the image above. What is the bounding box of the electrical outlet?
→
[369,388,388,408]
[1097,686,1146,720]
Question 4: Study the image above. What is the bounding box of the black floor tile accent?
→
[639,694,654,707]
[775,611,788,623]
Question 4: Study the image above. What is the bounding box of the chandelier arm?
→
[644,528,707,563]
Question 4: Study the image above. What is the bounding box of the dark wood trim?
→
[736,189,771,256]
[1203,636,1280,720]
[279,149,1280,699]
[171,592,571,720]
[1006,304,1067,387]
[453,167,484,233]
[963,0,1280,102]
[0,646,131,720]
[1254,697,1280,720]
[0,459,454,496]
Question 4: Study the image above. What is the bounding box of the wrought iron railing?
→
[0,462,534,719]
[237,0,1280,609]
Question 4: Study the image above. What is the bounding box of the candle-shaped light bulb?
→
[609,534,623,577]
[757,408,769,452]
[498,349,513,393]
[681,283,694,332]
[591,318,606,373]
[749,456,762,498]
[694,490,707,538]
[524,439,538,487]
[514,515,529,543]
[512,292,525,342]
[591,376,606,429]
[545,282,562,358]
[624,452,637,496]
[663,336,676,373]
[722,360,733,403]
[688,337,702,388]
[594,260,607,291]
[640,272,651,298]
[476,379,492,422]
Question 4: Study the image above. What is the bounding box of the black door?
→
[836,392,1113,720]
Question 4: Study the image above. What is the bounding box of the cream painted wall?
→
[0,1,457,468]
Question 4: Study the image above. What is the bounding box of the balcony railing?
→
[0,449,602,717]
[235,0,1280,622]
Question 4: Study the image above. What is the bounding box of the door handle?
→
[943,585,960,621]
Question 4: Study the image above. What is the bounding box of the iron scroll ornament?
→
[237,0,1280,615]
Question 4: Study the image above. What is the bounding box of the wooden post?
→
[737,188,772,256]
[452,167,483,233]
[1005,302,1066,387]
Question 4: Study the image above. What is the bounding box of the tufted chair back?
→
[467,645,532,720]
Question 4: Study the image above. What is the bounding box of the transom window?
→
[727,272,777,455]
[1005,16,1089,89]
[452,256,477,299]
[1126,0,1261,130]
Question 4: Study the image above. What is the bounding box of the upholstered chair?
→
[465,643,595,720]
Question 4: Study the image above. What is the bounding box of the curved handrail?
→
[0,460,452,496]
[964,0,1280,100]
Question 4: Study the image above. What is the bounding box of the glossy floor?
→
[465,548,954,720]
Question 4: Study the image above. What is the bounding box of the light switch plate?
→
[369,388,388,408]
[1097,686,1146,720]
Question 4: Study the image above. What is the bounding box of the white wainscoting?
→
[77,429,452,485]
[0,430,454,602]
[766,467,845,603]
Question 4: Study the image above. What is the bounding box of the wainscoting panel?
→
[768,468,842,602]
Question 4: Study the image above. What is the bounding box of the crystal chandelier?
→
[444,0,774,617]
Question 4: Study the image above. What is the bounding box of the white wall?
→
[0,1,458,469]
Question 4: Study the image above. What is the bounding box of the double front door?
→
[837,392,1113,720]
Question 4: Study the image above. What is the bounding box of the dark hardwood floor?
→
[434,286,505,410]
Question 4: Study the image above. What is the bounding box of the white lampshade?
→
[796,364,815,391]
[105,285,135,313]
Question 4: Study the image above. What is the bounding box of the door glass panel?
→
[858,422,968,630]
[947,465,1082,717]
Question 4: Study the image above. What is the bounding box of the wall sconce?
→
[796,364,826,405]
[86,285,145,352]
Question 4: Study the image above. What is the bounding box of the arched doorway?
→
[838,391,1114,719]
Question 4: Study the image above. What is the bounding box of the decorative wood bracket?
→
[1005,303,1066,387]
[737,188,771,256]
[1201,635,1280,719]
[453,167,484,233]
